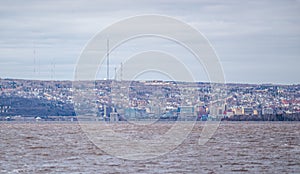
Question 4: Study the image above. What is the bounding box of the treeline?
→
[0,96,75,117]
[222,113,300,121]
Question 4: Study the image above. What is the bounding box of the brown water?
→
[1,122,299,173]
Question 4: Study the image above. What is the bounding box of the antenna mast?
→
[107,39,109,80]
[121,62,123,81]
[33,43,36,75]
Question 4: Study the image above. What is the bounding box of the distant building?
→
[124,108,147,121]
[225,110,234,117]
[208,104,225,120]
[0,105,10,113]
[110,112,118,122]
[196,105,207,117]
[233,107,243,115]
[253,109,258,115]
[179,106,194,114]
[178,106,195,120]
[243,107,253,115]
[262,108,274,115]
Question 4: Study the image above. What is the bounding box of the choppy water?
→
[1,122,299,173]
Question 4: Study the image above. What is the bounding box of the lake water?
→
[1,122,299,173]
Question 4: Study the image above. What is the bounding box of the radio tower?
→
[114,67,117,81]
[120,62,123,81]
[106,39,109,81]
[33,46,36,75]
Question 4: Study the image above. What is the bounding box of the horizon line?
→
[1,77,299,86]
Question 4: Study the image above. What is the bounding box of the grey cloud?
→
[0,0,299,83]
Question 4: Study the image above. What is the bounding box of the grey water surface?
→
[1,122,299,173]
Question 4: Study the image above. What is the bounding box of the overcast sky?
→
[0,0,299,84]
